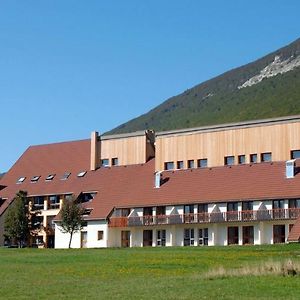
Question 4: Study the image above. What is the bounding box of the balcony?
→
[108,208,300,228]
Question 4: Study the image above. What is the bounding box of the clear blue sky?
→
[1,1,299,172]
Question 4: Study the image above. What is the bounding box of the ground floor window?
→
[273,225,285,244]
[242,226,254,245]
[121,231,130,247]
[184,228,194,246]
[228,226,239,245]
[198,228,208,246]
[157,229,166,246]
[143,230,153,247]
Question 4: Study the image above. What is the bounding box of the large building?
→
[1,115,300,248]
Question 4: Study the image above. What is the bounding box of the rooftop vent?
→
[286,159,296,179]
[155,171,163,188]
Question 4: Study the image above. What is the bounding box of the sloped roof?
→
[1,138,300,220]
[0,139,90,215]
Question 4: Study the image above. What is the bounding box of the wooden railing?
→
[108,208,300,228]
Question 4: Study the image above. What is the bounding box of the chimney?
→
[286,159,296,179]
[155,171,163,188]
[90,131,100,171]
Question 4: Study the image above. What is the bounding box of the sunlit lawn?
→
[1,244,300,299]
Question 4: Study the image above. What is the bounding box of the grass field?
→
[1,244,300,299]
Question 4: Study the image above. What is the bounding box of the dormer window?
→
[61,172,71,180]
[17,177,26,184]
[101,159,109,167]
[46,174,55,181]
[82,208,92,216]
[77,171,87,178]
[112,158,118,166]
[31,176,40,183]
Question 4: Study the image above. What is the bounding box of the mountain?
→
[107,38,300,134]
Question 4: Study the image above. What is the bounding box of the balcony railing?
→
[108,208,300,228]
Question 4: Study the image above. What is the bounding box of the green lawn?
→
[1,244,300,299]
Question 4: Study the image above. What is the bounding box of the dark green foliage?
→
[4,190,41,247]
[59,196,85,248]
[107,38,300,134]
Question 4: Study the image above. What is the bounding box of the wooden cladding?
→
[155,121,300,171]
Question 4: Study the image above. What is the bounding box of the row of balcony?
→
[109,208,300,227]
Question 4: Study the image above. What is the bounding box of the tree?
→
[4,190,41,247]
[59,196,85,248]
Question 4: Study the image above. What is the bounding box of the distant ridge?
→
[107,38,300,134]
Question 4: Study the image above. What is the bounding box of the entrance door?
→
[81,231,87,248]
[242,226,254,245]
[47,235,55,248]
[143,230,153,247]
[273,225,285,243]
[228,226,239,245]
[121,231,130,247]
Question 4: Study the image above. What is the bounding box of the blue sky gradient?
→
[1,1,300,171]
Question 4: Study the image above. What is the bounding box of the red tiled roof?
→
[0,139,90,215]
[1,138,300,220]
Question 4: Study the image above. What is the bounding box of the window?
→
[227,202,239,221]
[101,159,109,167]
[156,206,166,215]
[78,192,95,203]
[65,194,73,201]
[31,176,40,183]
[77,171,87,177]
[157,229,166,246]
[82,209,92,216]
[164,162,174,170]
[199,228,208,246]
[261,152,272,162]
[273,200,285,219]
[291,150,300,159]
[184,228,194,246]
[187,160,194,169]
[273,225,285,243]
[238,155,245,164]
[224,156,234,166]
[250,154,257,163]
[143,207,153,225]
[197,159,207,168]
[228,226,239,245]
[49,195,60,209]
[112,158,118,166]
[289,199,300,219]
[17,177,26,184]
[32,216,43,228]
[198,204,208,222]
[242,201,253,221]
[184,205,194,223]
[61,172,71,180]
[177,161,184,169]
[46,174,55,181]
[33,196,44,210]
[98,231,104,240]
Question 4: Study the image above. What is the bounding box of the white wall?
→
[55,220,108,249]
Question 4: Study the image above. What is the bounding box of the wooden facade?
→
[155,117,300,171]
[91,130,155,169]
